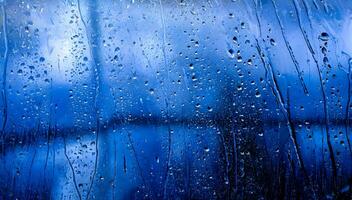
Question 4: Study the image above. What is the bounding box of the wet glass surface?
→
[0,0,352,199]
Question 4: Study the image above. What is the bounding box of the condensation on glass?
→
[0,0,351,199]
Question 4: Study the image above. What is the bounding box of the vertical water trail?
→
[301,0,315,31]
[217,126,231,198]
[271,0,309,95]
[44,73,54,178]
[251,0,305,174]
[126,131,149,194]
[255,42,308,178]
[1,0,8,154]
[64,135,82,200]
[217,2,239,196]
[112,134,117,200]
[77,0,101,198]
[26,147,37,198]
[158,1,173,198]
[250,1,316,197]
[343,54,352,156]
[291,0,338,190]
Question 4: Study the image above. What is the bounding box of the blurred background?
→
[0,0,351,199]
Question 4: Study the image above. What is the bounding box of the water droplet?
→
[237,56,242,62]
[270,38,276,46]
[233,36,238,43]
[228,49,235,58]
[240,22,245,29]
[247,59,252,65]
[319,32,329,41]
[255,91,261,98]
[192,75,197,81]
[149,88,154,94]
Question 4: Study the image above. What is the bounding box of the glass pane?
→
[0,0,351,199]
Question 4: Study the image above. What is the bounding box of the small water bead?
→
[255,91,261,98]
[319,32,329,41]
[228,48,235,58]
[233,36,238,43]
[270,38,276,46]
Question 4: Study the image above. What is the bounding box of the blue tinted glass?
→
[0,0,351,199]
